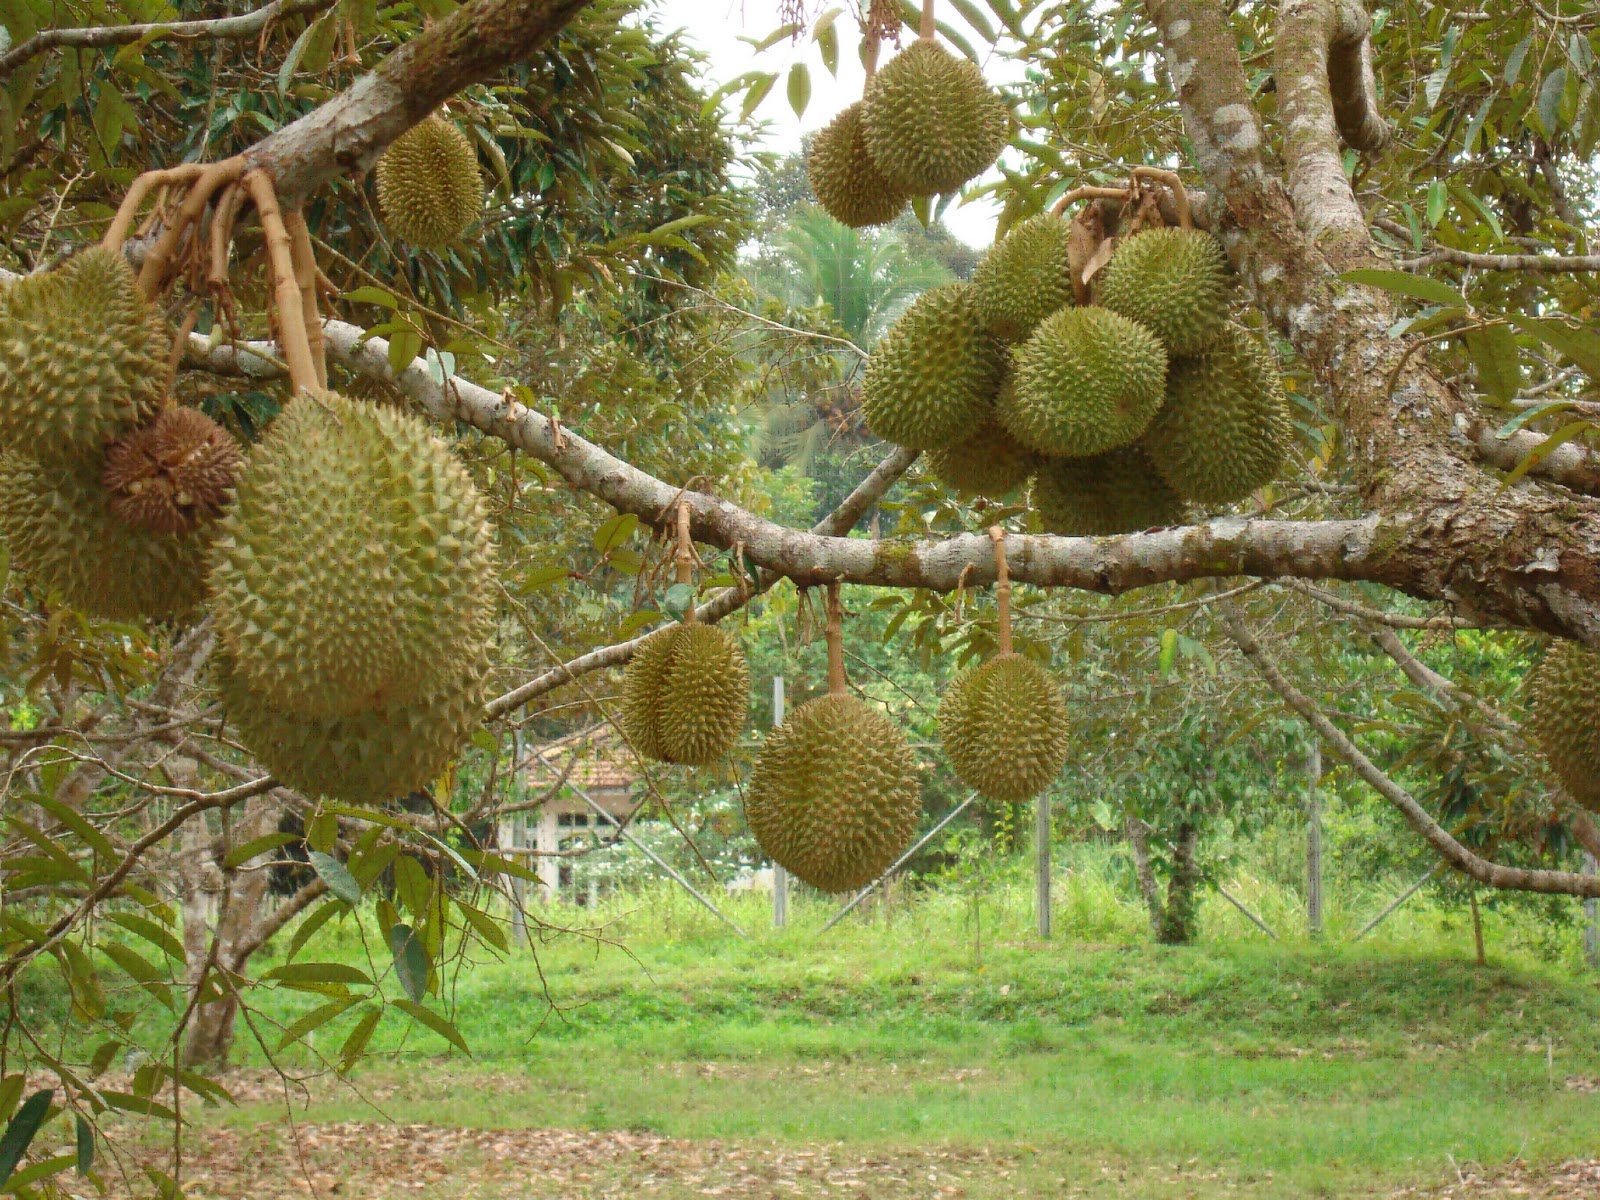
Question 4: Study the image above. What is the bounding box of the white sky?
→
[650,0,1007,248]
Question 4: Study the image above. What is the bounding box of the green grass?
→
[168,868,1600,1199]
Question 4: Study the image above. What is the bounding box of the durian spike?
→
[826,583,847,697]
[1129,166,1193,229]
[243,167,319,395]
[134,157,245,302]
[919,0,936,40]
[676,500,699,625]
[284,207,328,389]
[989,525,1013,657]
[102,164,206,255]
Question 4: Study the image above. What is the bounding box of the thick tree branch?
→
[243,0,597,202]
[1399,247,1600,273]
[1219,602,1600,898]
[0,0,336,83]
[1274,0,1387,239]
[1463,413,1600,496]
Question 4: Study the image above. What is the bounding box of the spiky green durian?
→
[0,453,211,620]
[213,646,490,806]
[862,283,1006,451]
[808,102,909,229]
[374,115,485,247]
[621,623,750,766]
[939,653,1069,803]
[1000,306,1168,458]
[1140,322,1291,507]
[862,39,1010,195]
[925,414,1038,498]
[1095,228,1230,356]
[1032,445,1186,535]
[208,393,496,720]
[970,214,1075,342]
[744,694,921,893]
[0,247,168,463]
[1525,641,1600,812]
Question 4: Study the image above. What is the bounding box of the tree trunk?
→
[1124,814,1164,940]
[1469,891,1487,968]
[1156,823,1202,945]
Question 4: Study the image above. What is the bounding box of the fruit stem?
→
[919,0,936,40]
[989,526,1012,657]
[1129,166,1193,229]
[864,21,881,84]
[284,207,329,390]
[132,156,244,304]
[1050,184,1131,217]
[242,167,320,396]
[677,500,699,624]
[826,582,847,696]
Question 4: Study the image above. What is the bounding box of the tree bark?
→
[1124,814,1165,939]
[1156,823,1202,945]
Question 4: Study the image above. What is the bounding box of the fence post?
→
[1036,791,1052,939]
[1306,740,1323,938]
[772,675,788,929]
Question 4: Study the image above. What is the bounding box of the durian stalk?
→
[244,168,319,395]
[863,19,881,84]
[1129,166,1193,229]
[826,583,847,697]
[676,500,699,625]
[989,525,1013,657]
[919,0,936,39]
[1050,184,1132,217]
[284,207,328,390]
[102,164,206,255]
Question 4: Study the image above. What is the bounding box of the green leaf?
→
[618,609,663,639]
[0,1089,53,1184]
[75,1115,92,1176]
[815,18,838,76]
[741,23,801,53]
[1495,400,1578,438]
[787,62,811,118]
[1426,179,1447,227]
[1465,325,1522,405]
[393,1000,470,1055]
[1158,629,1178,677]
[1505,36,1532,86]
[287,897,346,962]
[1502,420,1593,487]
[740,71,778,121]
[306,810,337,854]
[662,582,695,621]
[275,997,358,1053]
[1449,184,1503,243]
[308,851,363,905]
[387,327,423,377]
[1340,269,1465,309]
[0,1080,23,1127]
[388,924,430,1003]
[456,900,510,954]
[338,1009,382,1073]
[222,831,298,868]
[1538,68,1568,135]
[276,18,319,94]
[105,913,184,963]
[1508,315,1600,380]
[645,214,714,239]
[4,1153,74,1189]
[593,512,639,554]
[608,547,643,575]
[341,285,398,309]
[518,564,571,593]
[262,961,373,987]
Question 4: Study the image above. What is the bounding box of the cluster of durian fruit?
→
[865,215,1292,532]
[0,249,497,807]
[1525,641,1600,813]
[808,35,1009,229]
[621,571,1069,894]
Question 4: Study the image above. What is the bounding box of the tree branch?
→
[1218,600,1600,898]
[0,0,337,84]
[1399,247,1600,273]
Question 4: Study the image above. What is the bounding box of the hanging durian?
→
[374,114,485,247]
[861,283,1006,451]
[1095,227,1230,357]
[1139,322,1291,507]
[1525,640,1600,811]
[1032,445,1186,536]
[208,392,497,719]
[619,504,749,766]
[925,406,1038,498]
[743,586,921,893]
[102,406,243,534]
[808,101,909,229]
[1000,306,1168,458]
[0,246,169,463]
[861,22,1009,196]
[970,213,1075,342]
[0,452,213,621]
[939,528,1069,803]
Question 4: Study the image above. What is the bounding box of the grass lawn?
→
[93,886,1600,1200]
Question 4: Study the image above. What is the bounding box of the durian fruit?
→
[620,622,749,766]
[208,393,496,720]
[970,214,1074,342]
[1095,228,1230,356]
[213,645,491,806]
[925,413,1038,498]
[102,407,243,533]
[743,590,921,893]
[1140,322,1291,507]
[0,454,211,620]
[862,39,1010,196]
[1001,306,1168,458]
[862,283,1006,451]
[808,102,909,229]
[1525,641,1600,811]
[940,654,1069,804]
[1033,445,1186,535]
[374,114,485,248]
[0,246,168,463]
[744,694,921,893]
